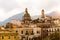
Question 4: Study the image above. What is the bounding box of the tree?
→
[50,32,60,40]
[49,32,60,40]
[43,37,51,40]
[43,32,60,40]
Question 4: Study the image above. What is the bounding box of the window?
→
[55,29,56,31]
[46,30,48,32]
[31,31,34,35]
[37,31,40,33]
[2,36,4,39]
[57,28,59,31]
[25,31,29,35]
[21,31,23,34]
[8,36,10,39]
[14,36,16,39]
[16,30,18,33]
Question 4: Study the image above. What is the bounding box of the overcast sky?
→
[0,0,60,21]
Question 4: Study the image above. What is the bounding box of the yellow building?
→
[0,27,19,40]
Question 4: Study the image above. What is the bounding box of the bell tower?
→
[25,8,28,14]
[41,9,45,18]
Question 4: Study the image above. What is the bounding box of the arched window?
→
[57,28,59,31]
[37,31,40,34]
[55,29,56,31]
[31,31,34,35]
[14,36,16,39]
[21,31,23,34]
[2,36,4,39]
[25,31,29,35]
[46,30,48,32]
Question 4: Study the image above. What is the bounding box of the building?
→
[0,27,19,40]
[4,8,60,40]
[10,19,21,26]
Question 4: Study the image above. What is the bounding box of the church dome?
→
[23,12,30,17]
[23,8,31,17]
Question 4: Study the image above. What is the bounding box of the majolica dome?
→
[23,8,31,18]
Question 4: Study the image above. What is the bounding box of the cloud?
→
[0,0,60,21]
[0,0,18,12]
